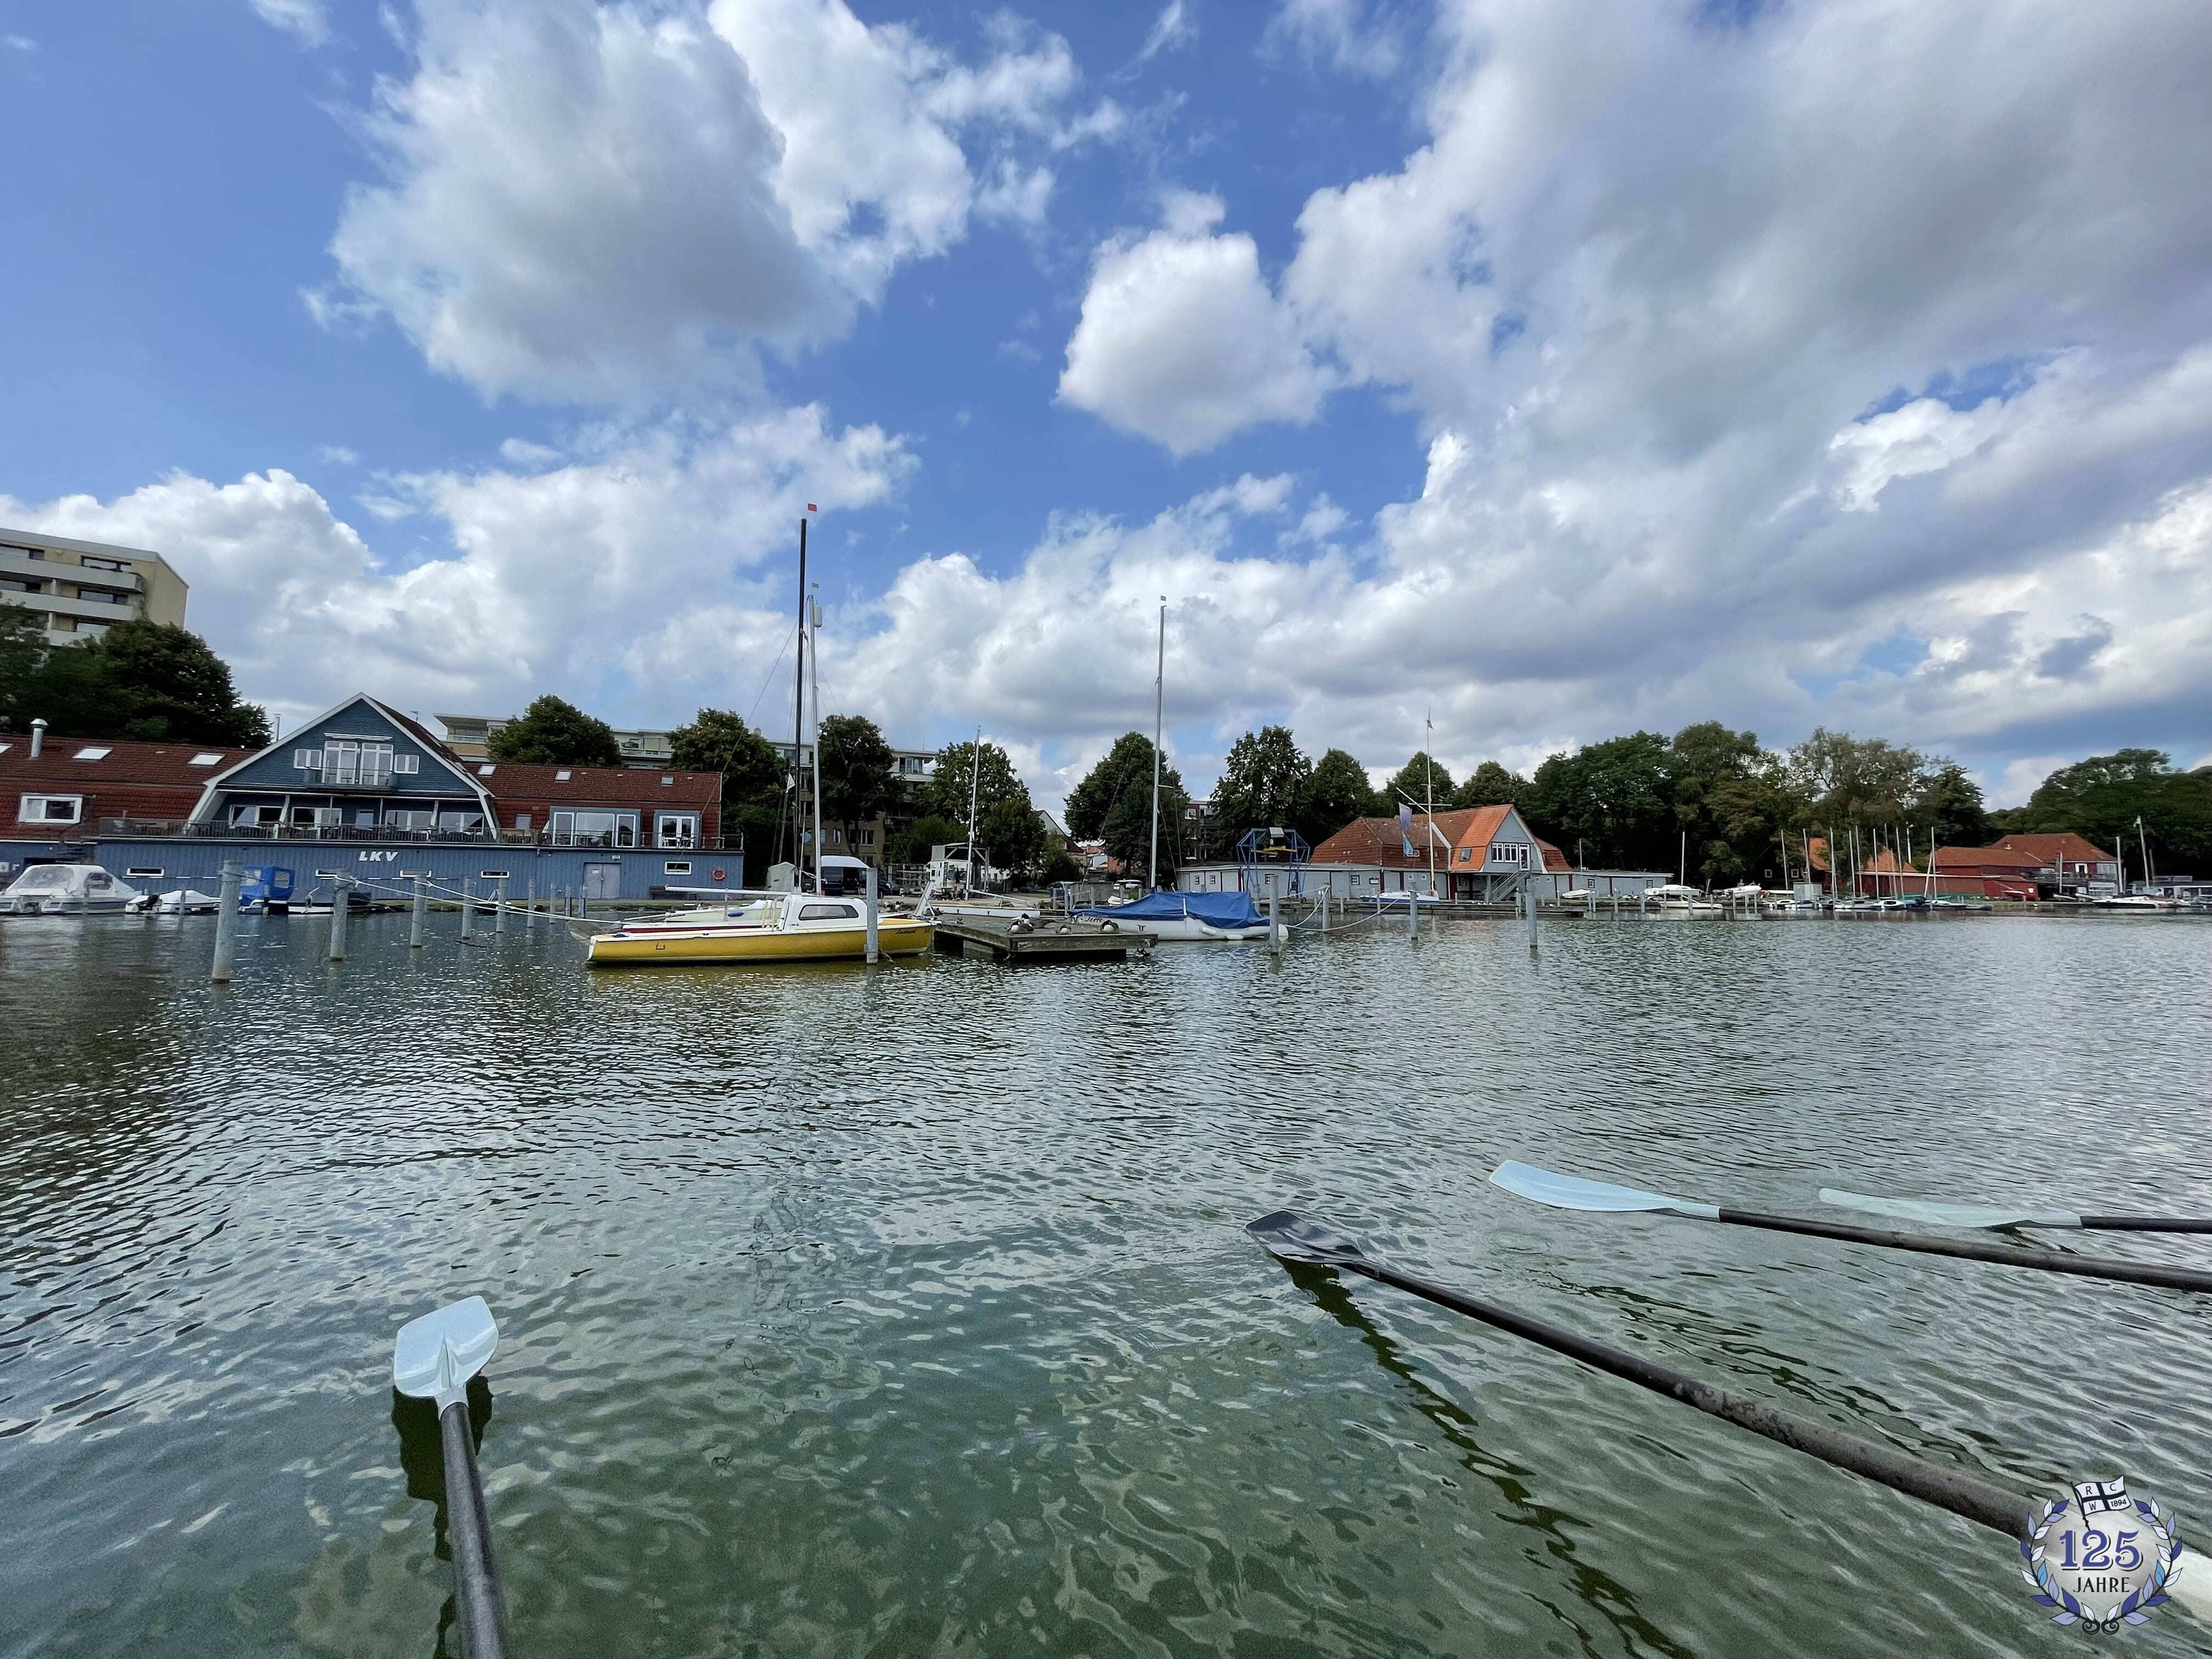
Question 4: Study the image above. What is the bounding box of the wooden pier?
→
[933,912,1155,963]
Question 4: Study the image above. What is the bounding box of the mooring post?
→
[1321,884,1330,934]
[1269,889,1282,957]
[211,858,242,983]
[328,876,351,962]
[460,878,473,942]
[525,876,537,934]
[865,863,880,963]
[1408,883,1418,943]
[410,874,427,948]
[494,877,508,935]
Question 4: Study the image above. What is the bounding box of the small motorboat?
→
[133,887,226,915]
[585,889,933,966]
[1075,890,1277,942]
[0,862,142,915]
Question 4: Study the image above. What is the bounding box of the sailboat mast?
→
[1149,596,1164,891]
[967,725,982,895]
[792,514,808,883]
[810,584,823,894]
[1424,713,1435,899]
[2138,815,2154,890]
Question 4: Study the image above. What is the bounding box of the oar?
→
[1246,1211,2033,1535]
[1819,1187,2212,1235]
[1247,1211,2212,1621]
[1489,1161,2212,1295]
[393,1296,511,1659]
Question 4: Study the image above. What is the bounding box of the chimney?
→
[29,718,44,758]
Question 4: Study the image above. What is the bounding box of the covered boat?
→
[1075,889,1276,942]
[0,862,142,916]
[585,889,932,966]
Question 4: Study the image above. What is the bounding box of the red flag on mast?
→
[806,503,817,512]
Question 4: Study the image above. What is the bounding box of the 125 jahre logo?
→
[2021,1478,2184,1630]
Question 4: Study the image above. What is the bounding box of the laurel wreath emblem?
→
[2019,1496,2183,1628]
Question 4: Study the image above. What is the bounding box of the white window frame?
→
[294,748,324,773]
[479,869,510,880]
[654,811,699,849]
[663,860,693,874]
[19,793,83,825]
[127,866,164,878]
[552,810,639,848]
[393,754,420,775]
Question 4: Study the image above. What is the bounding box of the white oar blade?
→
[1816,1189,2081,1232]
[393,1295,499,1410]
[1490,1161,1718,1220]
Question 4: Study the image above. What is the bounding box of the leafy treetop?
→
[489,696,620,766]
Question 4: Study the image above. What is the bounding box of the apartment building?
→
[0,526,189,645]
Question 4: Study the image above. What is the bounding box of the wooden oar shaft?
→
[1710,1208,2212,1293]
[2079,1216,2212,1234]
[1328,1254,2036,1539]
[439,1401,511,1659]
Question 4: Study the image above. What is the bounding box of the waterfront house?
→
[1312,805,1577,900]
[1929,836,2114,899]
[3,692,740,900]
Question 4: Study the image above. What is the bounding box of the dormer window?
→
[73,746,111,760]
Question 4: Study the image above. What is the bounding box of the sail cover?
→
[1075,890,1267,928]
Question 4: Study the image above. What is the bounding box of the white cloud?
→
[0,408,912,729]
[249,0,330,47]
[320,0,1113,402]
[1058,194,1327,455]
[318,444,360,466]
[1136,2,1195,64]
[3,33,38,52]
[1262,0,1404,78]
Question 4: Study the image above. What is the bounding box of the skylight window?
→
[660,775,674,786]
[555,769,571,781]
[74,746,111,760]
[189,752,224,766]
[478,764,496,776]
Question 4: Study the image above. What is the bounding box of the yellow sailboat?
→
[584,887,932,967]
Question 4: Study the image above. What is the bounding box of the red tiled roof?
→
[1932,844,2044,871]
[474,762,720,808]
[0,736,255,788]
[1313,806,1565,871]
[1,737,255,833]
[1989,832,2114,865]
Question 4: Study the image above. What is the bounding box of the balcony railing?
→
[95,817,733,851]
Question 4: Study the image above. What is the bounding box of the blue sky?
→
[5,1,2210,810]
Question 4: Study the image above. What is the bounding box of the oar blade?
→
[1490,1161,1716,1218]
[1247,1210,1368,1267]
[1816,1188,2080,1232]
[393,1295,499,1410]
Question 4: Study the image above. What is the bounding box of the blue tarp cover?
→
[1075,890,1266,928]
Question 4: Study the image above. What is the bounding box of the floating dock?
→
[932,913,1156,963]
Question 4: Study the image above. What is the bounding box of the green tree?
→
[489,695,620,766]
[0,602,49,729]
[1664,721,1785,885]
[1295,747,1375,847]
[816,713,896,856]
[1911,761,1991,849]
[2019,749,2212,871]
[1066,732,1188,883]
[980,795,1047,881]
[1785,728,1925,827]
[1039,847,1082,885]
[1382,751,1455,810]
[890,814,967,866]
[1522,732,1673,870]
[5,619,271,746]
[1212,726,1311,855]
[668,708,788,855]
[1452,760,1528,809]
[919,739,1035,846]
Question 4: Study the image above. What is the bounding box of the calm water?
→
[3,907,2209,1657]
